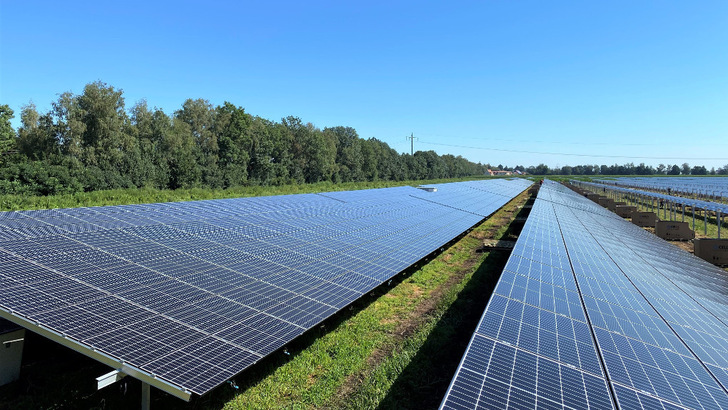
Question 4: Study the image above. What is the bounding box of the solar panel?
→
[578,180,728,214]
[0,179,530,399]
[442,180,728,409]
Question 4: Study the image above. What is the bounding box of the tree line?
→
[0,82,488,196]
[500,162,728,176]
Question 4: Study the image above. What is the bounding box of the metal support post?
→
[142,382,151,410]
[719,211,722,239]
[705,209,708,236]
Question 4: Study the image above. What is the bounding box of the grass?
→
[0,185,531,410]
[0,177,498,212]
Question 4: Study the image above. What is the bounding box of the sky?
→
[1,1,727,169]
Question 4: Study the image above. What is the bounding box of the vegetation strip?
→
[0,176,491,211]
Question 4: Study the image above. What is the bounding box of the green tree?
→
[0,105,15,155]
[163,118,200,189]
[534,164,550,175]
[215,102,251,187]
[325,126,363,182]
[51,91,86,158]
[691,165,707,175]
[681,162,691,175]
[176,99,219,187]
[77,81,138,181]
[17,103,58,160]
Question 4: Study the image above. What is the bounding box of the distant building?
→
[487,169,513,176]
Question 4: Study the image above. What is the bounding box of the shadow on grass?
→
[374,198,532,410]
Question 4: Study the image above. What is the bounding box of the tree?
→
[282,116,336,183]
[0,104,15,155]
[657,164,666,174]
[215,102,251,186]
[668,165,681,175]
[681,163,690,175]
[52,91,85,158]
[691,165,707,175]
[130,100,171,188]
[17,103,58,160]
[163,118,200,189]
[534,164,549,175]
[176,99,219,187]
[74,81,140,185]
[3,81,496,194]
[325,126,363,182]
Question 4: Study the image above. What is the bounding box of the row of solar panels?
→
[598,177,728,196]
[578,180,728,214]
[442,181,728,409]
[0,179,530,398]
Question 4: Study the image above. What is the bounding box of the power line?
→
[417,134,728,147]
[418,140,728,161]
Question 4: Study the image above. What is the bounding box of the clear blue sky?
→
[2,1,727,169]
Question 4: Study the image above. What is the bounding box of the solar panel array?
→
[442,181,728,409]
[577,180,728,215]
[597,177,728,200]
[0,179,530,397]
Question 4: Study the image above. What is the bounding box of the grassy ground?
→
[0,176,503,212]
[0,188,531,410]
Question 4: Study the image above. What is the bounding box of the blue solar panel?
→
[0,179,530,397]
[443,180,728,409]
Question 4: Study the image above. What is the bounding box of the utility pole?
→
[406,133,416,155]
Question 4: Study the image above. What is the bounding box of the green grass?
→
[0,177,496,211]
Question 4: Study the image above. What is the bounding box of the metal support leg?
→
[719,212,722,239]
[705,209,708,236]
[693,208,696,231]
[672,202,676,221]
[142,382,150,410]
